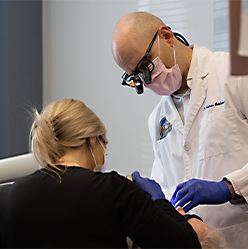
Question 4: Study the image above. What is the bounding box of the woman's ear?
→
[89,137,97,148]
[158,25,174,46]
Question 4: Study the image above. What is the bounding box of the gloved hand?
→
[131,171,165,201]
[170,178,232,212]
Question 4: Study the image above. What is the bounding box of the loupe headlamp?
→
[122,62,154,94]
[122,72,144,94]
[121,28,190,94]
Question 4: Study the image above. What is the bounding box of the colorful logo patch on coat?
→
[159,117,172,139]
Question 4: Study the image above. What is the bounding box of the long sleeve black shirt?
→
[0,167,201,248]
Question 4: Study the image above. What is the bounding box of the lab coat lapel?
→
[161,83,206,141]
[163,96,184,135]
[159,45,211,137]
[184,78,206,139]
[183,45,210,139]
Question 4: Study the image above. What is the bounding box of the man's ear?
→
[158,25,174,46]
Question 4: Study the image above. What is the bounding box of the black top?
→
[0,167,201,248]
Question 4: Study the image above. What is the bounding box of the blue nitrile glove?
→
[131,171,165,201]
[170,178,232,213]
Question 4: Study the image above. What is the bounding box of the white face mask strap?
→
[158,34,176,64]
[97,137,105,151]
[89,144,97,168]
[173,45,177,65]
[158,34,161,57]
[98,137,107,162]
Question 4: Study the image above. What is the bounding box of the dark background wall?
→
[0,0,43,159]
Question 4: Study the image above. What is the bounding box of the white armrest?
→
[0,153,39,182]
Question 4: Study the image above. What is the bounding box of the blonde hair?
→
[30,98,107,173]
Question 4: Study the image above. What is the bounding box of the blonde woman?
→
[0,98,202,248]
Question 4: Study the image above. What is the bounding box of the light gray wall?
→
[42,0,161,176]
[42,0,217,176]
[187,0,214,49]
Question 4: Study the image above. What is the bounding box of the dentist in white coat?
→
[112,11,248,248]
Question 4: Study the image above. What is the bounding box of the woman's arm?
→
[110,172,201,248]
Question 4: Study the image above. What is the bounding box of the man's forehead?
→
[112,37,147,73]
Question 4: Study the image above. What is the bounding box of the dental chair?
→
[0,153,39,186]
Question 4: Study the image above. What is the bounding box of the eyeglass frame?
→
[121,30,159,93]
[121,27,190,94]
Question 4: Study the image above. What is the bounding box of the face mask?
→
[144,36,182,96]
[90,137,106,172]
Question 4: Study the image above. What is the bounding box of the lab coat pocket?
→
[155,128,183,163]
[199,108,240,160]
[156,136,169,155]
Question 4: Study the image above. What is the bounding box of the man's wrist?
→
[223,178,235,199]
[223,178,246,204]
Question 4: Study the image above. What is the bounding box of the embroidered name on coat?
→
[204,100,225,110]
[160,117,172,139]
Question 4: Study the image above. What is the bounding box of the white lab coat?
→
[149,45,248,248]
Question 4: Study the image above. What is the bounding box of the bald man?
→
[112,12,248,248]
